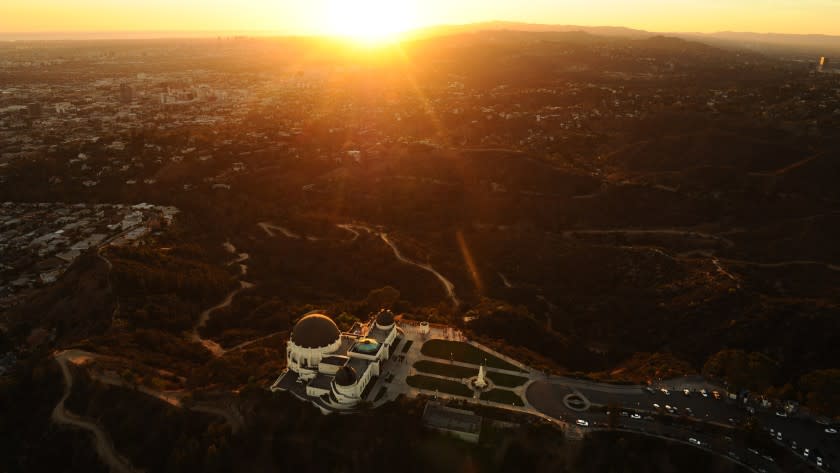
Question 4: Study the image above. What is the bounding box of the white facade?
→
[272,310,401,413]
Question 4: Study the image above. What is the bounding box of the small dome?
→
[291,313,341,349]
[334,366,357,386]
[376,309,395,326]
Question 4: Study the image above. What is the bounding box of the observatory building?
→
[270,309,400,413]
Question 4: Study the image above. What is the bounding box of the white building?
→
[271,310,400,413]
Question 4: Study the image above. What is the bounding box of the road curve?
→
[52,354,141,473]
[379,232,460,306]
[259,221,460,305]
[190,280,254,357]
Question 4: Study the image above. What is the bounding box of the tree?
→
[364,286,400,311]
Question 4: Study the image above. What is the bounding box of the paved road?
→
[527,379,839,472]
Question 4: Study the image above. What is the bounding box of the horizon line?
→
[2,21,840,42]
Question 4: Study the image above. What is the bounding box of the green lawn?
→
[486,371,529,388]
[420,340,525,372]
[406,375,474,397]
[413,360,477,379]
[480,389,525,406]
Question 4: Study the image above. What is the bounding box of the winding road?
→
[562,227,840,274]
[53,352,142,473]
[189,243,254,358]
[379,232,459,306]
[259,221,460,306]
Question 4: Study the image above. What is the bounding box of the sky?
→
[2,0,840,37]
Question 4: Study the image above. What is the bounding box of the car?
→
[688,438,701,445]
[630,413,641,419]
[747,448,759,455]
[620,411,629,417]
[818,457,824,467]
[653,403,661,409]
[661,388,671,395]
[776,410,788,417]
[826,428,838,434]
[683,388,691,396]
[728,418,737,424]
[776,432,782,440]
[817,417,831,425]
[804,448,810,457]
[762,455,775,463]
[645,386,655,394]
[700,389,709,397]
[665,404,672,410]
[576,419,589,427]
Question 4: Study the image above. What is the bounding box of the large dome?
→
[291,313,341,349]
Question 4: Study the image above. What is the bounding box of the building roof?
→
[291,313,341,349]
[308,373,334,391]
[321,355,349,366]
[335,365,357,386]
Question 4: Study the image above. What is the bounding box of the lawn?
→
[480,389,525,406]
[413,360,477,379]
[420,339,525,372]
[487,371,529,388]
[406,375,475,397]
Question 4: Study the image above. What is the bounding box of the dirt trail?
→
[259,221,460,306]
[52,352,142,473]
[56,350,244,432]
[258,222,301,239]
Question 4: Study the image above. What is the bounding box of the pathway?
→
[257,222,301,239]
[52,352,143,473]
[55,350,244,432]
[379,232,459,306]
[189,242,254,357]
[259,221,460,306]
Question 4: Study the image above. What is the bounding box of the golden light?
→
[325,0,417,44]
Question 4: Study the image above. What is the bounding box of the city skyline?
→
[3,0,840,39]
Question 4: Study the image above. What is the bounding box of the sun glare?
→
[326,0,417,44]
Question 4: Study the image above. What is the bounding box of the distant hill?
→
[405,21,652,41]
[406,21,840,56]
[686,31,840,55]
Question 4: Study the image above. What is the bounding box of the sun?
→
[326,0,417,44]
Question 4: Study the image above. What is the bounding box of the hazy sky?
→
[3,0,840,36]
